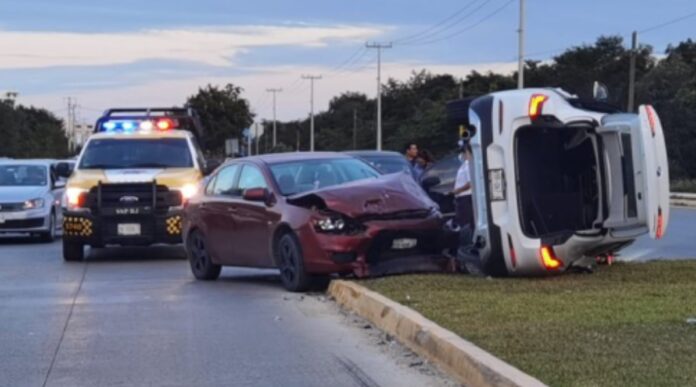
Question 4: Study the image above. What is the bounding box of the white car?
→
[0,159,64,241]
[460,88,669,275]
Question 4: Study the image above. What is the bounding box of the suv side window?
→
[212,164,240,196]
[238,165,268,192]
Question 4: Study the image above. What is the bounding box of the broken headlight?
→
[313,212,365,234]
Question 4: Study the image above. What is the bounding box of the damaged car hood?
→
[287,172,438,219]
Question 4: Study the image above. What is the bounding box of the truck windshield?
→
[79,138,193,169]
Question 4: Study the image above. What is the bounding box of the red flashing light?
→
[157,119,173,131]
[529,94,548,119]
[540,245,563,270]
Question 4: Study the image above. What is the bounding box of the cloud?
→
[0,24,384,69]
[19,60,516,124]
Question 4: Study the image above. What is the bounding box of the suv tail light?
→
[540,245,563,270]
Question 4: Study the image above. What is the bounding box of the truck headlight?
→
[177,183,199,201]
[23,198,45,210]
[64,188,88,211]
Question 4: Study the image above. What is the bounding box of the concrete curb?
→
[328,280,547,387]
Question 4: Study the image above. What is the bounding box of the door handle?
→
[227,207,238,213]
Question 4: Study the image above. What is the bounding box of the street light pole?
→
[301,75,322,151]
[366,42,392,151]
[266,88,282,147]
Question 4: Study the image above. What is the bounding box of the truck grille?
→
[86,182,182,214]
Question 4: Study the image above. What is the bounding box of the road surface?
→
[620,207,696,261]
[0,239,455,387]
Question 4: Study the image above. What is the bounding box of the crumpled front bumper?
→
[296,216,458,277]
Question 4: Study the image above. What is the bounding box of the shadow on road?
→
[0,235,55,245]
[85,245,187,262]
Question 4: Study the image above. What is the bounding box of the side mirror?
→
[421,176,441,190]
[243,187,270,203]
[55,162,73,179]
[203,159,222,176]
[53,180,66,189]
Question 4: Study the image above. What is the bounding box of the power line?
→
[402,0,515,46]
[392,0,484,44]
[639,9,696,34]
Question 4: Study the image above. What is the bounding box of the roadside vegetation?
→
[671,179,696,193]
[361,261,696,387]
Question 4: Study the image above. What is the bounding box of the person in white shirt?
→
[452,141,473,228]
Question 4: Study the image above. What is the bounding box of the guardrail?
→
[671,192,696,208]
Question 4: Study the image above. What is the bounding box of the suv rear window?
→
[79,138,193,169]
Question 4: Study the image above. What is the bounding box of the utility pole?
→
[517,0,525,89]
[627,31,638,112]
[301,75,322,151]
[266,88,282,147]
[366,42,392,151]
[353,108,358,150]
[254,122,259,155]
[65,97,76,152]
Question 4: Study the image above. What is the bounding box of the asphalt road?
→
[620,207,696,261]
[0,239,455,387]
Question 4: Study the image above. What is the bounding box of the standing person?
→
[453,141,473,228]
[404,142,422,180]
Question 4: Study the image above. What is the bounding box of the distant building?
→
[65,123,93,151]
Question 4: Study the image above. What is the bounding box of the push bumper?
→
[63,210,183,246]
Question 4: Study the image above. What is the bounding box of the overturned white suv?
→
[458,88,669,276]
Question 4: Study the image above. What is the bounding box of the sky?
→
[0,0,693,127]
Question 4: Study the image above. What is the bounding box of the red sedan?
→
[182,152,451,292]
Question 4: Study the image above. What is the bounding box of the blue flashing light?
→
[103,121,117,131]
[122,122,135,131]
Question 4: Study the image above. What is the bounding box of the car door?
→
[598,105,670,239]
[233,164,276,267]
[200,164,241,264]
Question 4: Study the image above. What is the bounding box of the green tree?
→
[186,84,254,155]
[0,100,68,158]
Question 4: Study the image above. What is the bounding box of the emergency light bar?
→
[94,107,203,136]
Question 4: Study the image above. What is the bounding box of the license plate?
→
[392,238,417,250]
[489,169,506,201]
[117,223,141,236]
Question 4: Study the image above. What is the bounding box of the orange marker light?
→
[646,105,657,137]
[655,207,664,240]
[529,94,548,119]
[540,245,563,270]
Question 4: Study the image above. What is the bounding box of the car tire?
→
[63,240,84,262]
[276,233,312,292]
[186,230,221,281]
[39,212,57,243]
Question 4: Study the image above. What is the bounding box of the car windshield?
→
[270,158,380,196]
[79,138,193,169]
[0,165,48,186]
[358,154,410,174]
